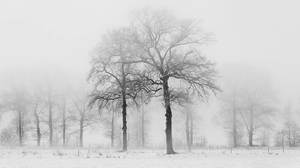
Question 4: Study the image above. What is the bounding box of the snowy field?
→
[0,147,299,168]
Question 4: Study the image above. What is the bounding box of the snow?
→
[0,148,299,168]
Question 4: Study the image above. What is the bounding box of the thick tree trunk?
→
[111,110,115,148]
[120,63,128,151]
[249,131,253,146]
[162,78,175,154]
[17,110,23,146]
[121,90,127,151]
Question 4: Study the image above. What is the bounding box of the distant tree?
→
[46,87,55,146]
[132,91,151,148]
[72,93,97,147]
[219,86,244,147]
[1,87,30,146]
[57,96,68,146]
[221,65,276,147]
[31,94,44,146]
[104,101,121,148]
[239,76,276,146]
[282,103,300,147]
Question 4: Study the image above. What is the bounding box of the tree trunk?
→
[34,107,41,146]
[121,63,128,151]
[121,89,127,151]
[141,105,145,147]
[17,110,23,146]
[288,126,292,147]
[136,104,139,147]
[232,107,237,147]
[162,77,175,154]
[111,110,115,148]
[293,129,296,146]
[62,106,66,146]
[190,114,193,146]
[248,108,254,147]
[48,101,53,146]
[79,114,84,147]
[186,111,191,151]
[36,119,41,146]
[281,131,285,152]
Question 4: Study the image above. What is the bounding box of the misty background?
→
[0,0,300,147]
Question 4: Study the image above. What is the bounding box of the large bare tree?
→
[129,9,219,154]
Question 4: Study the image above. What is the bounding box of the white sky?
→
[1,0,300,146]
[1,0,299,99]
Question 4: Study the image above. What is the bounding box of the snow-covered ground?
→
[0,147,299,168]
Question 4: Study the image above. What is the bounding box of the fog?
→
[1,0,300,148]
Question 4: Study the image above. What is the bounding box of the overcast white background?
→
[1,0,299,98]
[1,0,300,145]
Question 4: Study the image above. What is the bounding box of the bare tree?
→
[1,88,29,146]
[88,28,147,151]
[182,103,196,151]
[46,88,54,146]
[282,103,300,147]
[239,85,276,147]
[72,94,96,147]
[219,88,243,147]
[171,90,195,151]
[104,101,121,148]
[129,9,219,154]
[132,91,151,148]
[32,98,42,146]
[59,97,68,146]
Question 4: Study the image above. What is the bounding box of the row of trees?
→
[220,66,300,147]
[0,85,95,147]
